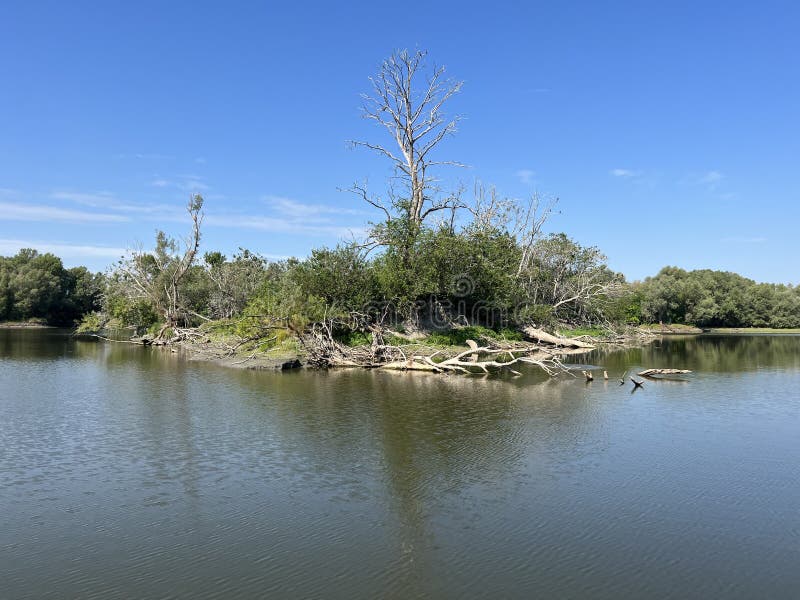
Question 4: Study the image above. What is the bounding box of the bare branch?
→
[352,49,464,227]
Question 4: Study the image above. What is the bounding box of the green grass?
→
[422,326,522,347]
[336,330,372,347]
[638,324,800,334]
[639,323,703,333]
[557,327,606,338]
[707,327,800,334]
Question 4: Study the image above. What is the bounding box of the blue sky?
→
[1,1,798,283]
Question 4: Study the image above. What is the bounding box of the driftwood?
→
[466,338,480,362]
[379,360,440,372]
[638,369,692,377]
[305,330,583,376]
[522,327,595,349]
[88,333,146,345]
[297,317,593,377]
[379,344,571,377]
[631,378,645,388]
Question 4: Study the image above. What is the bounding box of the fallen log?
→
[522,327,595,349]
[638,369,692,377]
[466,339,480,362]
[375,345,573,377]
[379,360,440,373]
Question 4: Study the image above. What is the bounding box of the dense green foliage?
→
[79,203,627,339]
[94,240,800,338]
[0,249,104,325]
[228,219,627,340]
[6,244,800,337]
[638,267,800,328]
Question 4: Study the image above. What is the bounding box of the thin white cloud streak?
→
[515,169,536,185]
[50,191,183,217]
[179,181,209,192]
[150,174,209,192]
[48,189,367,238]
[0,201,129,223]
[205,214,366,238]
[610,168,640,178]
[699,170,724,185]
[0,238,127,259]
[677,170,725,190]
[51,191,116,204]
[263,196,367,220]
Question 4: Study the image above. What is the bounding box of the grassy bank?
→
[706,327,800,334]
[0,319,53,328]
[639,324,704,334]
[639,324,800,335]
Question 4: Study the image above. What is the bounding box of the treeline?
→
[635,267,800,328]
[0,249,104,325]
[5,245,799,334]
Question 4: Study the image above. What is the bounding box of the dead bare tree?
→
[350,49,465,229]
[513,192,559,277]
[469,182,558,250]
[117,194,204,338]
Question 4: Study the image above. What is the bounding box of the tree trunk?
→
[522,326,595,349]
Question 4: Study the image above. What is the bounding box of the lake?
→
[1,329,799,599]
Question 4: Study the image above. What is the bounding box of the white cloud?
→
[699,170,724,185]
[698,170,725,190]
[515,169,535,185]
[206,213,366,238]
[610,168,640,178]
[42,187,367,242]
[263,196,366,220]
[178,180,209,192]
[51,190,186,219]
[150,174,209,192]
[0,238,127,259]
[0,201,129,223]
[51,191,111,202]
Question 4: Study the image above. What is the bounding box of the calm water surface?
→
[1,329,799,599]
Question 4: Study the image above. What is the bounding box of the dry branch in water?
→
[301,321,583,377]
[638,368,692,377]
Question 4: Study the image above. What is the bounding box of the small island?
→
[1,53,797,372]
